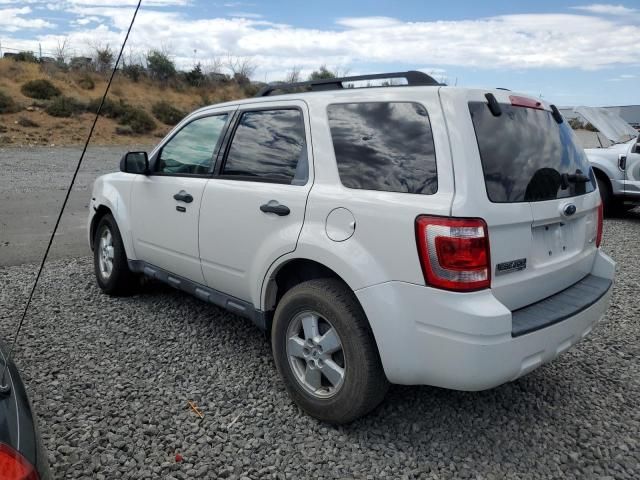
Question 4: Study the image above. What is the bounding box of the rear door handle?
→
[260,202,290,216]
[173,190,193,203]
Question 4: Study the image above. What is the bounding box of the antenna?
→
[0,0,143,395]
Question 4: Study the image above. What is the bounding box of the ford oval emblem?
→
[563,204,577,216]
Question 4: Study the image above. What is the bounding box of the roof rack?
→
[256,70,441,97]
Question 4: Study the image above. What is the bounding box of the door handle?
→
[173,190,193,203]
[260,202,290,216]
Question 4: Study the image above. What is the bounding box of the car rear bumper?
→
[355,250,615,390]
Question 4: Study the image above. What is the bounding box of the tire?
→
[93,214,137,295]
[597,176,614,216]
[271,278,389,424]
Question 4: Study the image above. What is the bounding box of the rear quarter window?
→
[327,102,437,195]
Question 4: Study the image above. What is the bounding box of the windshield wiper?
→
[560,171,590,189]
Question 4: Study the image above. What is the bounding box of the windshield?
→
[469,101,596,203]
[570,107,637,144]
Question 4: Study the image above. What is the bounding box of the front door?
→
[199,102,313,302]
[130,111,232,283]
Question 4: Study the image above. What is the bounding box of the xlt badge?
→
[496,258,527,275]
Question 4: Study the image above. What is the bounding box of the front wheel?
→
[272,278,389,424]
[93,214,137,295]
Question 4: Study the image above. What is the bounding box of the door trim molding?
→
[128,260,267,331]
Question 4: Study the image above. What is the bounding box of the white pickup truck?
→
[561,106,640,214]
[89,72,615,423]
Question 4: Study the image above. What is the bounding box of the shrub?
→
[122,64,144,82]
[21,79,61,100]
[0,90,21,114]
[119,106,156,134]
[146,50,176,83]
[152,101,185,126]
[14,51,38,63]
[17,116,39,127]
[115,125,135,136]
[86,97,127,119]
[77,74,95,90]
[185,63,205,87]
[45,96,85,117]
[308,65,336,80]
[95,46,114,74]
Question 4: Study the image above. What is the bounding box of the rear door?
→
[199,101,312,302]
[443,89,600,310]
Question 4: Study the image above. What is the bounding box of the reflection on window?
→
[223,109,307,184]
[327,102,437,194]
[158,114,228,175]
[469,102,595,202]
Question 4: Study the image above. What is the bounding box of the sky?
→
[0,0,638,106]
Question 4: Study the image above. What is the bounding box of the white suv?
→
[89,71,615,423]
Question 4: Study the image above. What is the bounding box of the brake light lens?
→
[415,216,491,291]
[596,201,603,248]
[509,95,544,110]
[0,443,39,480]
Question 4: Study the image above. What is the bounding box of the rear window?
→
[327,102,437,195]
[469,102,595,203]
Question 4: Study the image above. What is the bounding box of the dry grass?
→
[0,59,247,146]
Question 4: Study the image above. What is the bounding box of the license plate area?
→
[531,219,583,265]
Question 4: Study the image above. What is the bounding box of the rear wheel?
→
[272,278,389,424]
[597,176,614,216]
[93,214,137,295]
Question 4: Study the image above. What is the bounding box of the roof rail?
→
[256,70,441,97]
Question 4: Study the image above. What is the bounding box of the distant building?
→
[602,105,640,130]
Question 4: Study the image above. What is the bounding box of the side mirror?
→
[618,154,627,171]
[633,143,640,154]
[120,151,149,174]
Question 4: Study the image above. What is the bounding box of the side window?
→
[327,102,438,194]
[157,114,228,175]
[222,109,308,184]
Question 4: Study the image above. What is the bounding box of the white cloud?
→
[572,4,638,15]
[2,5,640,81]
[0,7,55,31]
[336,16,402,29]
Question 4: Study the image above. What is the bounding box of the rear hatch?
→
[442,88,601,310]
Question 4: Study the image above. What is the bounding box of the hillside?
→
[0,58,250,147]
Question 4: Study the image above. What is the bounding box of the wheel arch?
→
[263,258,353,314]
[262,257,386,381]
[89,205,113,250]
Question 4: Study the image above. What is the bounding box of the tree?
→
[93,44,115,74]
[146,49,176,83]
[185,63,206,87]
[226,54,256,84]
[284,65,301,83]
[308,65,336,80]
[54,38,69,65]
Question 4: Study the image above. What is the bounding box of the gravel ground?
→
[0,146,151,266]
[0,214,639,479]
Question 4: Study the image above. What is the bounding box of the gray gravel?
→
[0,214,639,479]
[0,146,151,266]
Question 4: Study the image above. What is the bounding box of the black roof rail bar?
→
[256,70,441,97]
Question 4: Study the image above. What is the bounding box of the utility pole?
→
[39,43,42,60]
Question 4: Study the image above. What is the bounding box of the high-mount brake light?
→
[415,216,491,292]
[0,443,39,480]
[596,201,604,248]
[509,95,544,110]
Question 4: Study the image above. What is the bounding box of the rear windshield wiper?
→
[560,171,590,189]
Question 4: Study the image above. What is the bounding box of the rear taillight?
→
[0,443,39,480]
[596,202,603,248]
[415,216,491,292]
